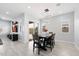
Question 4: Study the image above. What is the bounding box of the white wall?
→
[74,8,79,47]
[13,13,25,43]
[0,19,11,35]
[23,13,29,44]
[41,12,74,43]
[14,13,29,44]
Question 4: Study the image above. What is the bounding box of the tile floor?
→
[0,35,79,56]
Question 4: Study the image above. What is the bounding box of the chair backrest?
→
[51,33,55,40]
[47,33,53,40]
[32,34,39,41]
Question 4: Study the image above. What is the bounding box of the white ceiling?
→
[0,3,79,20]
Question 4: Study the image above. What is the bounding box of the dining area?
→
[32,26,55,55]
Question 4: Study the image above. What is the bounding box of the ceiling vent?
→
[44,9,49,12]
[29,21,34,24]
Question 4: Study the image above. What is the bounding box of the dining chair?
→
[32,33,41,55]
[52,33,55,46]
[46,33,55,51]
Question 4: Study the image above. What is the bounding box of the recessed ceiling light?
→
[27,6,31,8]
[56,3,61,6]
[6,12,9,14]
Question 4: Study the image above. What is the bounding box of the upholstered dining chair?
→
[46,33,55,51]
[32,33,41,55]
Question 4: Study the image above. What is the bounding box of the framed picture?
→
[12,21,18,32]
[62,24,69,32]
[62,27,69,32]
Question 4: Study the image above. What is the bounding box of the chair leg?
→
[38,47,40,55]
[53,41,55,48]
[38,44,40,55]
[33,43,35,52]
[38,49,40,55]
[50,42,54,51]
[33,47,34,52]
[53,40,55,45]
[50,45,53,51]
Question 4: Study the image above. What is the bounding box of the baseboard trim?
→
[56,40,79,51]
[74,43,79,51]
[55,40,74,44]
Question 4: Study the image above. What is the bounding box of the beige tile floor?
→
[0,35,79,56]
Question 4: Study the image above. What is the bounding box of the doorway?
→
[29,21,34,41]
